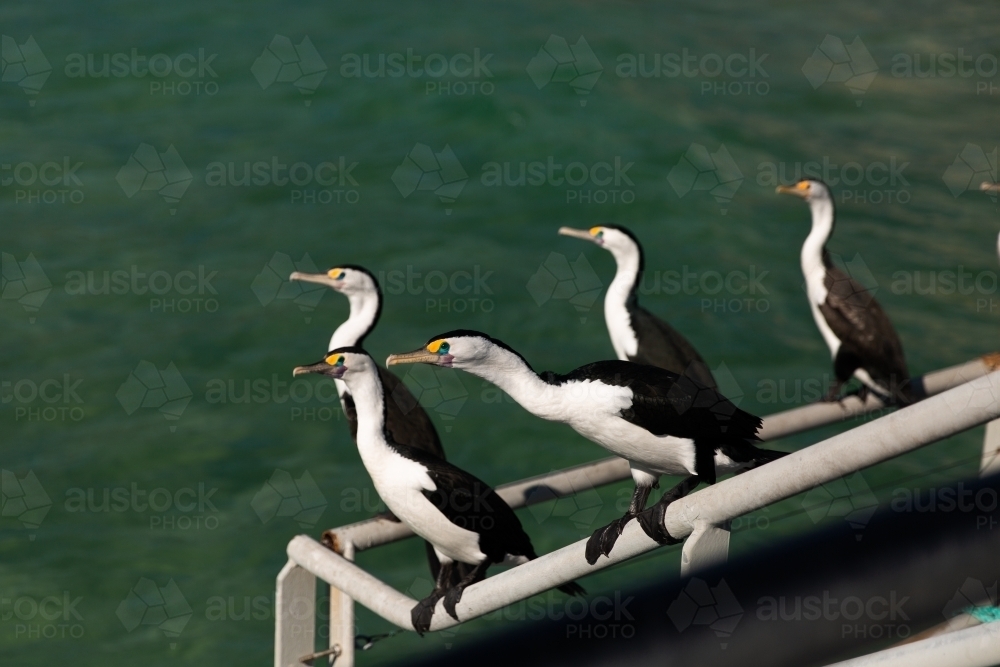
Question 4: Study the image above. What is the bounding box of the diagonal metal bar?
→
[288,369,1000,632]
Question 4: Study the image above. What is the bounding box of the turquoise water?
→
[2,1,998,664]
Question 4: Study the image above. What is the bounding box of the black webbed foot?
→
[442,585,466,621]
[585,515,634,565]
[411,592,443,635]
[636,502,681,545]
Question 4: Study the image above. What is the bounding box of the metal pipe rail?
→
[321,354,999,555]
[276,367,1000,666]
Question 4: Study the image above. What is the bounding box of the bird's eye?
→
[437,342,450,355]
[596,230,604,238]
[335,356,345,366]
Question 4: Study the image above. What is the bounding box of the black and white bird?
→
[558,225,717,388]
[387,331,783,565]
[294,348,584,633]
[777,180,912,404]
[290,265,445,457]
[290,266,452,583]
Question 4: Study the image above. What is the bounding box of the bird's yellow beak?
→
[386,348,440,366]
[290,269,344,288]
[558,226,598,241]
[776,182,810,198]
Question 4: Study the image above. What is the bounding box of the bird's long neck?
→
[801,198,835,300]
[604,243,643,359]
[329,290,381,350]
[342,365,394,466]
[605,242,643,311]
[465,348,562,420]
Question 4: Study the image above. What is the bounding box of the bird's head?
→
[289,265,378,297]
[387,330,523,371]
[775,179,832,204]
[558,224,639,256]
[293,346,375,380]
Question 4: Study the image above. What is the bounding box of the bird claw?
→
[636,503,681,545]
[442,586,464,621]
[585,516,632,565]
[410,595,440,635]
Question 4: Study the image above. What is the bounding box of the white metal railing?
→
[275,355,1000,667]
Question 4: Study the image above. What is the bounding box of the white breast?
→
[551,379,697,477]
[364,449,487,565]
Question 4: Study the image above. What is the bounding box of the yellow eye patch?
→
[796,181,809,190]
[325,353,342,366]
[427,340,444,353]
[589,226,602,236]
[328,268,343,279]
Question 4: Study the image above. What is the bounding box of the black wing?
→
[554,360,761,443]
[627,305,717,389]
[399,448,535,563]
[818,266,909,389]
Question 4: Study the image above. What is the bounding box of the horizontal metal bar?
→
[821,621,1000,667]
[322,355,998,554]
[289,370,1000,632]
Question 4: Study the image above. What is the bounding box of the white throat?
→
[801,197,840,355]
[329,290,380,350]
[341,365,392,465]
[604,243,641,359]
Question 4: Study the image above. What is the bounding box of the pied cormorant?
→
[387,331,783,565]
[294,348,584,633]
[290,266,446,456]
[558,225,717,388]
[777,180,912,404]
